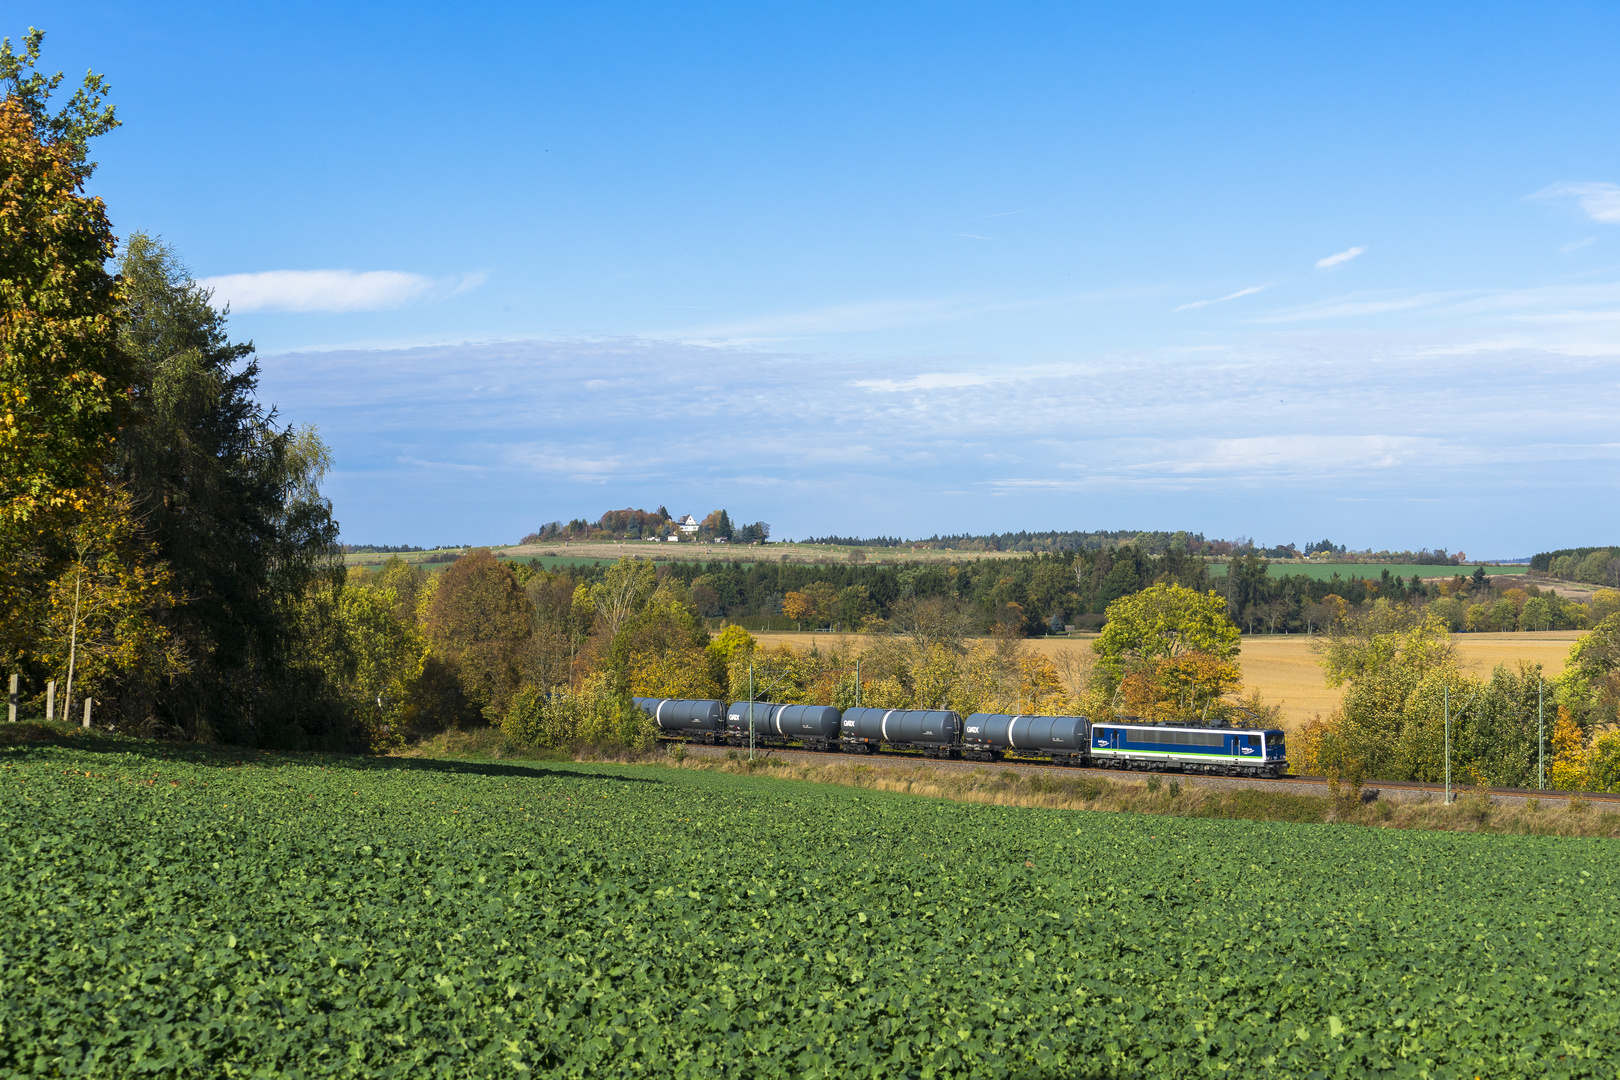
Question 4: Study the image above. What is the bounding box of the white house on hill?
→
[678,514,700,534]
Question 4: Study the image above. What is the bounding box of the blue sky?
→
[28,2,1620,554]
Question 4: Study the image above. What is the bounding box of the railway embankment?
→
[672,742,1620,835]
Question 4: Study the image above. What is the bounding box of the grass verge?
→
[647,748,1620,838]
[396,726,665,766]
[0,719,85,745]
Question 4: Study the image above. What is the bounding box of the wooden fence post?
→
[46,680,55,723]
[83,698,92,728]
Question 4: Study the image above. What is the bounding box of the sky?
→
[22,1,1620,555]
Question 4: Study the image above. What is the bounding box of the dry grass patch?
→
[0,720,84,745]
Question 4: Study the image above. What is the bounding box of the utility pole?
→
[1444,684,1451,805]
[1538,678,1545,791]
[748,662,755,761]
[1444,686,1479,805]
[855,658,861,707]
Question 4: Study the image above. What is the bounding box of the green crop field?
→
[1213,561,1526,582]
[3,738,1616,1077]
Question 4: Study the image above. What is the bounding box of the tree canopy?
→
[1093,584,1240,671]
[0,28,118,171]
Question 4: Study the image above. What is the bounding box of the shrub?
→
[500,676,658,754]
[1202,789,1329,824]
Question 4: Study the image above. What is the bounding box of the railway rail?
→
[669,738,1620,805]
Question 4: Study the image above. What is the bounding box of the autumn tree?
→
[1119,649,1242,724]
[700,508,733,540]
[890,594,975,652]
[3,38,344,741]
[1094,584,1239,674]
[835,584,875,630]
[523,567,589,690]
[690,579,723,617]
[33,489,184,720]
[373,556,426,624]
[707,624,756,670]
[589,558,656,640]
[782,590,814,628]
[1091,584,1242,722]
[0,34,128,673]
[302,582,427,751]
[422,550,533,722]
[950,638,1070,715]
[802,581,839,625]
[1303,604,1552,785]
[1561,612,1620,730]
[1548,706,1589,790]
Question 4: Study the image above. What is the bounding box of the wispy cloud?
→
[1252,290,1460,323]
[197,269,486,313]
[1171,282,1272,313]
[1531,182,1620,224]
[955,233,993,240]
[1252,281,1620,328]
[1561,236,1597,254]
[258,333,1620,550]
[447,270,490,296]
[854,372,1004,393]
[1315,246,1366,270]
[670,287,1155,344]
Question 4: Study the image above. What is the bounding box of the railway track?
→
[672,740,1620,805]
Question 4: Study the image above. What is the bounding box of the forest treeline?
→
[1532,546,1620,588]
[634,550,1614,638]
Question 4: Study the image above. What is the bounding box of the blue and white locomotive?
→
[1089,721,1286,777]
[633,697,1287,777]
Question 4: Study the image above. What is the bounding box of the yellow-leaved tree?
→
[1548,706,1590,791]
[1,36,184,716]
[1092,584,1241,722]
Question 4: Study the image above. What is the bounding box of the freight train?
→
[631,697,1288,777]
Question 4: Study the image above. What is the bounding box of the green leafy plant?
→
[2,737,1617,1077]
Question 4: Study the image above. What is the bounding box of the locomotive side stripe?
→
[1091,747,1286,764]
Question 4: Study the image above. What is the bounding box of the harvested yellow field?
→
[1449,631,1583,679]
[747,629,1587,734]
